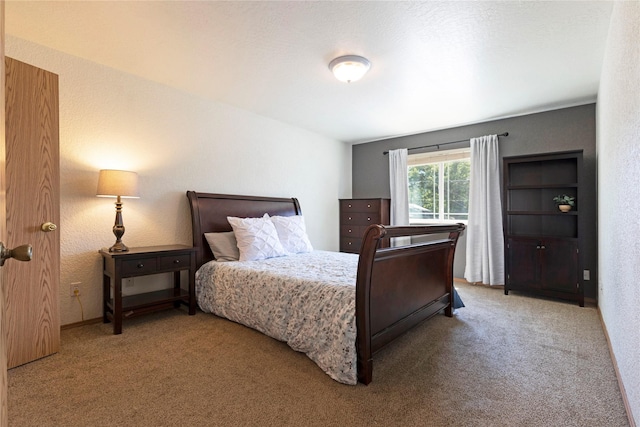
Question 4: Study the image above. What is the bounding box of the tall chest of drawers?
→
[339,198,390,253]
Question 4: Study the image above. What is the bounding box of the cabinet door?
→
[541,238,578,294]
[506,238,540,290]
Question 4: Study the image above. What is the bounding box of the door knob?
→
[41,222,57,232]
[0,242,33,266]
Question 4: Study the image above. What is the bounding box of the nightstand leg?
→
[103,273,110,324]
[113,276,122,335]
[173,271,181,308]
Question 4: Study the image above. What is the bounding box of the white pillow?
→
[270,215,313,254]
[227,214,288,261]
[204,231,240,262]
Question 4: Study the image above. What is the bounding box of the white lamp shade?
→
[329,55,371,83]
[96,169,140,198]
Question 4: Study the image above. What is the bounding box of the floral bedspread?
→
[196,250,360,385]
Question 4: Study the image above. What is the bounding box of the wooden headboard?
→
[186,191,302,269]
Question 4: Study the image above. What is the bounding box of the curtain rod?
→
[383,132,509,155]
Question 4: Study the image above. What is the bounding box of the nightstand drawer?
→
[159,253,191,270]
[121,258,158,276]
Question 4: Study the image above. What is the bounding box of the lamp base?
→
[109,197,129,252]
[108,241,129,252]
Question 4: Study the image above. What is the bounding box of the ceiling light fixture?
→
[329,55,371,83]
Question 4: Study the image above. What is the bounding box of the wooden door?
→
[1,2,7,424]
[4,57,60,368]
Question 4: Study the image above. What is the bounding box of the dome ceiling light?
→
[328,55,371,83]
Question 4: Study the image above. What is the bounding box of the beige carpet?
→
[8,283,629,426]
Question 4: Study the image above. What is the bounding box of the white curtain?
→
[464,135,505,285]
[389,149,410,246]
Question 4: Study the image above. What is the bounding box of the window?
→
[408,148,470,223]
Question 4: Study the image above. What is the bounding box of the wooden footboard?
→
[355,224,465,385]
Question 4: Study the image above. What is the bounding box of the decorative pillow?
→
[270,215,313,254]
[204,231,240,262]
[227,214,288,261]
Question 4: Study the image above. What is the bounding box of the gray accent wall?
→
[352,104,597,299]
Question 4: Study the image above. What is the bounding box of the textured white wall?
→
[597,2,640,423]
[6,36,352,326]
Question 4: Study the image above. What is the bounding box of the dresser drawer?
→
[121,258,158,276]
[340,199,381,213]
[341,212,381,226]
[159,253,191,271]
[340,225,364,238]
[340,237,361,253]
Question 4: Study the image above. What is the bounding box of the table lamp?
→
[96,169,140,252]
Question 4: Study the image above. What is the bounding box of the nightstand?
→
[100,245,197,334]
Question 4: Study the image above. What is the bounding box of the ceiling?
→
[5,1,613,144]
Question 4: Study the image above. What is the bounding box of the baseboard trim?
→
[585,296,597,306]
[598,308,636,427]
[60,317,102,330]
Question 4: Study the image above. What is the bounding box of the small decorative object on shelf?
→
[553,194,575,212]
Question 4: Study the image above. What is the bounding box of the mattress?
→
[196,250,359,385]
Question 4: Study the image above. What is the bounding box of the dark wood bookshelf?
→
[503,150,584,306]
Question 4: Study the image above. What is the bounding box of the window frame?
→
[407,148,470,225]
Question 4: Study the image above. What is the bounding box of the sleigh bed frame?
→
[186,191,465,384]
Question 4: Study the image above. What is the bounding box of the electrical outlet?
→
[70,282,81,297]
[583,270,590,281]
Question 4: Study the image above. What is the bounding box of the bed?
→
[186,191,465,385]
